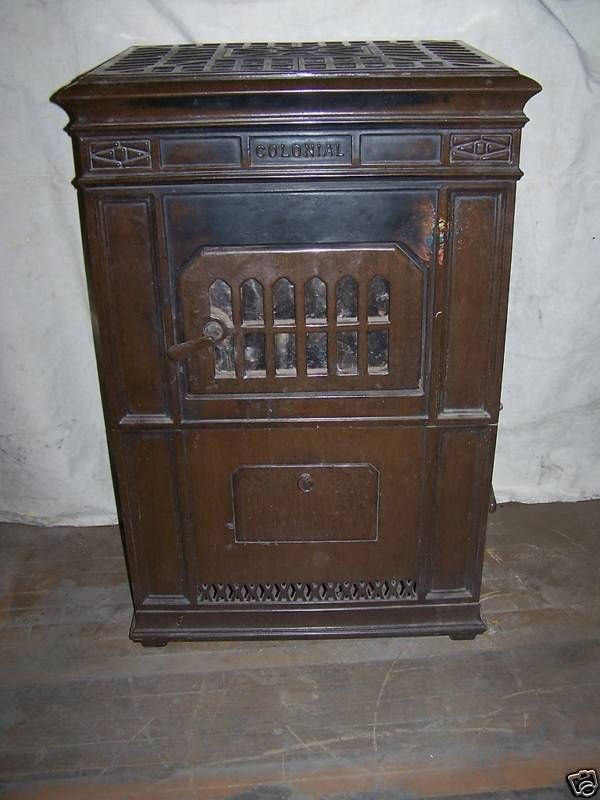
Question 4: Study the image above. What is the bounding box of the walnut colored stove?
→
[53,41,540,645]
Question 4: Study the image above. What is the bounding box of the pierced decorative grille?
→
[198,578,418,604]
[93,41,509,77]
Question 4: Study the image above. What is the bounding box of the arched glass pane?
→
[367,275,390,322]
[209,279,233,324]
[305,277,327,323]
[336,276,357,322]
[241,278,264,324]
[272,278,295,325]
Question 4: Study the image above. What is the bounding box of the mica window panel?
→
[305,276,327,323]
[273,278,295,325]
[209,279,233,324]
[275,332,297,376]
[209,279,236,378]
[241,278,264,325]
[367,329,389,374]
[337,331,358,375]
[368,275,390,322]
[306,332,328,376]
[243,332,266,377]
[214,335,236,379]
[336,276,358,322]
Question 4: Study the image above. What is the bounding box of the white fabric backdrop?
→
[0,0,599,525]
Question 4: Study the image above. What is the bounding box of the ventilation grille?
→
[92,41,509,78]
[198,578,418,604]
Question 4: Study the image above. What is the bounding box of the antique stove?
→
[53,41,540,644]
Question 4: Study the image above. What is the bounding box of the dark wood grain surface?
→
[1,501,598,799]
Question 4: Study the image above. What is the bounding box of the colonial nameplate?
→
[249,136,352,166]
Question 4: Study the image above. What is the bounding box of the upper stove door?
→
[175,244,426,398]
[164,184,436,421]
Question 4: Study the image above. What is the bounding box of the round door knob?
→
[202,318,226,342]
[167,316,231,361]
[297,473,315,493]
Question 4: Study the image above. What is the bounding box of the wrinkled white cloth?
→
[0,0,598,525]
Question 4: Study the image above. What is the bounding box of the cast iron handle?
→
[167,318,230,361]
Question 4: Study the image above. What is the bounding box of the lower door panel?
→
[183,426,425,594]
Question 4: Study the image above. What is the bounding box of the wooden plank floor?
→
[0,501,599,800]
